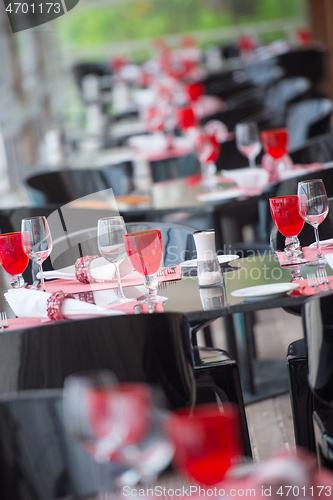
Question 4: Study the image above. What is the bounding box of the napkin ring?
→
[75,255,99,284]
[47,291,75,322]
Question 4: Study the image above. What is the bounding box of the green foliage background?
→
[56,0,306,57]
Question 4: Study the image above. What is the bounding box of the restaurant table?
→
[2,252,329,404]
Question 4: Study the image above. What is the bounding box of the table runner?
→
[34,266,182,294]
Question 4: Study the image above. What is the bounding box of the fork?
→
[0,312,8,332]
[317,268,331,292]
[307,273,321,293]
[157,267,176,277]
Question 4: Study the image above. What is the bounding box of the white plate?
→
[180,255,239,268]
[197,188,244,203]
[231,283,299,301]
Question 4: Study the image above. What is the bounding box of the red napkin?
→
[4,317,48,332]
[276,245,333,266]
[290,276,333,296]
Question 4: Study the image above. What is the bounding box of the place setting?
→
[269,178,333,295]
[0,215,188,328]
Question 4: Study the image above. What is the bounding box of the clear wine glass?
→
[123,229,167,307]
[63,370,123,499]
[297,179,329,266]
[97,216,133,304]
[63,371,173,497]
[110,385,174,487]
[21,216,53,292]
[235,121,261,169]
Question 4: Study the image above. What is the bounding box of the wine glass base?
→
[306,257,327,267]
[142,295,168,304]
[11,274,25,289]
[111,296,136,305]
[281,257,307,266]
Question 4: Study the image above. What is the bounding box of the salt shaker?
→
[193,230,223,287]
[199,286,226,310]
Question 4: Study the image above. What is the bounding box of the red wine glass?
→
[63,371,151,498]
[166,403,243,486]
[179,104,198,126]
[261,128,288,160]
[0,232,29,288]
[269,195,306,265]
[123,229,167,305]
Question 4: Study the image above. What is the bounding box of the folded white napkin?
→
[38,257,135,282]
[221,168,269,189]
[5,289,126,320]
[309,238,333,249]
[324,253,333,270]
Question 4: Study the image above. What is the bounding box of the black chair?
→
[200,104,265,171]
[302,293,333,468]
[72,62,112,92]
[204,58,283,101]
[200,102,264,131]
[243,98,333,151]
[48,220,197,271]
[276,48,325,86]
[0,207,197,282]
[24,165,134,204]
[289,132,333,165]
[0,390,75,500]
[149,152,200,182]
[0,313,252,459]
[226,77,311,112]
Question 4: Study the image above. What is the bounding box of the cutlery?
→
[317,268,331,292]
[0,312,8,332]
[157,267,177,276]
[307,273,321,293]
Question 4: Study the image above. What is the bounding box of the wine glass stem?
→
[115,262,126,300]
[314,225,323,259]
[39,264,46,292]
[248,156,256,169]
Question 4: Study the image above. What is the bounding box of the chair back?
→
[287,99,333,150]
[303,294,333,407]
[72,62,111,91]
[25,165,134,204]
[290,132,333,165]
[50,220,196,270]
[0,313,196,409]
[0,390,79,500]
[264,77,311,111]
[150,152,200,183]
[276,48,324,84]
